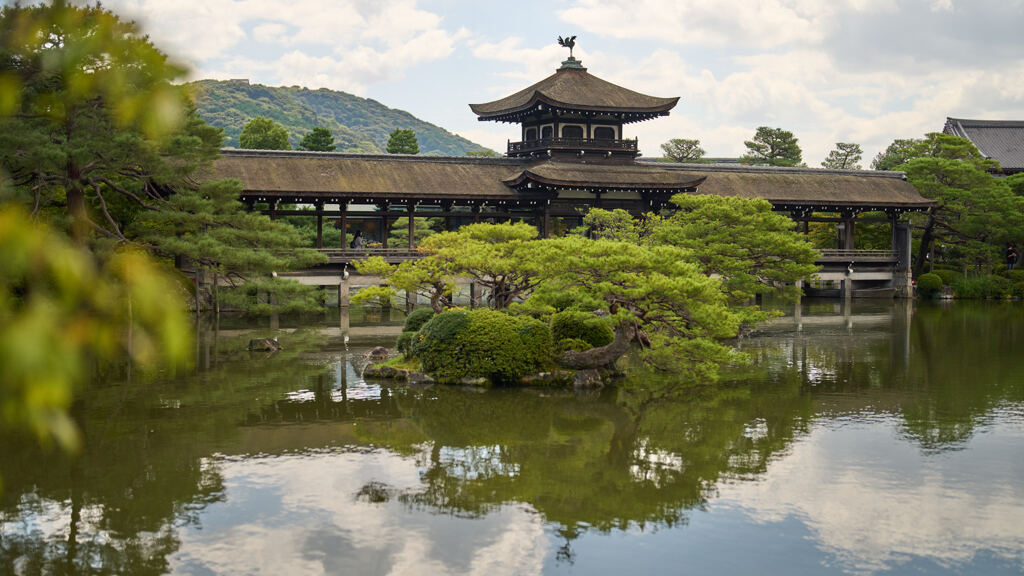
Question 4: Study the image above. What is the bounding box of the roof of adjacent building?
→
[208,149,935,211]
[208,150,524,202]
[506,161,706,191]
[469,62,679,123]
[643,161,936,210]
[943,118,1024,172]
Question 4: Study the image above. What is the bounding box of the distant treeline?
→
[188,79,492,156]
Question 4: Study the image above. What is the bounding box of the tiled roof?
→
[944,118,1024,172]
[647,161,936,210]
[207,150,936,211]
[506,161,705,191]
[469,66,678,121]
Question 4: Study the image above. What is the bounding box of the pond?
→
[1,301,1023,575]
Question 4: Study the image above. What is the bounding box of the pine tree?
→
[239,116,291,150]
[299,126,337,151]
[821,143,863,170]
[386,129,419,154]
[740,127,802,167]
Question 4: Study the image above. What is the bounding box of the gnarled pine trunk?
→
[557,323,637,369]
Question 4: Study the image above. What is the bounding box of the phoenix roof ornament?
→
[557,35,577,58]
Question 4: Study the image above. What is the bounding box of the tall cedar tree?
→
[740,127,803,167]
[386,129,419,154]
[298,126,336,151]
[239,116,291,150]
[821,143,863,170]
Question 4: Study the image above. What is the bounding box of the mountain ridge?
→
[188,79,493,156]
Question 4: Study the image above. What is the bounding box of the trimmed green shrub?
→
[396,330,418,355]
[1013,282,1024,299]
[932,269,962,287]
[557,338,592,354]
[403,307,436,332]
[916,273,943,297]
[550,311,614,348]
[1006,269,1024,283]
[411,309,555,384]
[953,275,1011,299]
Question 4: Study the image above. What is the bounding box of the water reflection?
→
[2,303,1023,575]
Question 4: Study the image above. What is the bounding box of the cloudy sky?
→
[106,0,1024,165]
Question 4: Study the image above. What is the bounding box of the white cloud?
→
[170,449,549,575]
[107,0,469,93]
[557,0,832,49]
[716,421,1024,573]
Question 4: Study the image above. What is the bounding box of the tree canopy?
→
[660,138,706,163]
[361,195,818,376]
[298,126,336,151]
[0,1,199,456]
[239,116,291,150]
[386,128,419,154]
[821,142,863,170]
[892,133,1024,274]
[740,127,802,167]
[0,0,221,242]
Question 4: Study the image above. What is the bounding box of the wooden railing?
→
[314,247,896,266]
[508,137,638,155]
[816,249,896,262]
[318,247,424,263]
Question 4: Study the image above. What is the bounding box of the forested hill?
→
[188,79,492,155]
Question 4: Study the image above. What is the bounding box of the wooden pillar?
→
[338,276,350,307]
[380,203,389,248]
[269,199,279,220]
[542,205,551,238]
[842,215,856,250]
[408,203,416,250]
[473,204,481,223]
[315,201,323,249]
[339,203,348,249]
[442,202,453,231]
[469,283,480,309]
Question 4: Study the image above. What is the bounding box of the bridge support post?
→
[406,290,416,312]
[338,277,350,308]
[470,283,481,309]
[892,220,914,298]
[315,201,323,249]
[340,203,348,249]
[793,282,803,331]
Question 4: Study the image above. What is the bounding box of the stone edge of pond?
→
[362,363,615,390]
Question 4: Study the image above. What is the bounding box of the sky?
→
[103,0,1024,165]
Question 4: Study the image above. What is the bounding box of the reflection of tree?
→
[0,327,343,574]
[733,302,1024,451]
[901,303,1024,449]
[356,380,811,546]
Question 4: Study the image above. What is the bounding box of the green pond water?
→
[2,301,1024,575]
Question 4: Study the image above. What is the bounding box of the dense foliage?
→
[189,79,490,155]
[386,129,419,154]
[550,310,615,348]
[410,309,554,384]
[821,142,863,170]
[298,126,336,151]
[916,273,943,297]
[883,133,1024,275]
[740,126,803,167]
[239,116,290,150]
[660,138,705,162]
